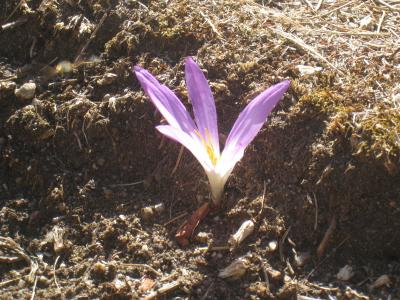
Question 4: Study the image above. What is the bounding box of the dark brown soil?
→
[1,0,399,299]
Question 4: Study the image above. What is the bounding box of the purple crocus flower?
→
[134,57,290,205]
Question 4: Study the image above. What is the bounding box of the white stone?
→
[15,82,36,100]
[336,265,354,281]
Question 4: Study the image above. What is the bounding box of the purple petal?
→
[134,66,196,134]
[218,80,290,174]
[156,125,213,171]
[185,57,219,154]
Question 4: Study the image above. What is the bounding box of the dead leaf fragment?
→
[218,257,249,279]
[370,274,391,290]
[139,277,155,293]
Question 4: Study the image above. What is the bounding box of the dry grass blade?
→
[163,212,188,226]
[307,237,349,279]
[171,145,185,175]
[376,11,386,32]
[53,256,61,290]
[198,11,223,39]
[4,0,24,22]
[375,0,400,10]
[279,226,291,262]
[303,0,316,11]
[313,193,318,231]
[315,0,324,10]
[314,29,389,36]
[0,277,23,288]
[30,276,38,300]
[270,28,344,75]
[312,0,358,19]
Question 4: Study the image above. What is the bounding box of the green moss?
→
[293,85,400,173]
[351,107,400,167]
[296,89,342,115]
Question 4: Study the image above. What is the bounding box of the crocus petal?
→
[134,66,196,134]
[218,80,290,175]
[185,57,219,154]
[156,125,213,172]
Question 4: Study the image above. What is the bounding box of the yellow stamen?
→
[195,128,219,166]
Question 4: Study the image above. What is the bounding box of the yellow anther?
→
[195,129,219,166]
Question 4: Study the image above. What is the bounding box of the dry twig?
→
[0,237,31,265]
[313,0,358,19]
[118,263,162,277]
[1,17,27,31]
[143,281,181,300]
[74,10,110,63]
[317,216,337,258]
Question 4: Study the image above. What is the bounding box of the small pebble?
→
[103,189,113,200]
[97,73,117,85]
[337,265,354,281]
[18,279,26,288]
[1,81,16,91]
[267,268,281,280]
[153,203,165,214]
[102,94,111,102]
[113,277,126,289]
[141,244,149,253]
[92,262,107,278]
[97,158,105,166]
[15,82,36,100]
[38,276,51,287]
[267,240,278,252]
[141,206,154,220]
[194,232,209,243]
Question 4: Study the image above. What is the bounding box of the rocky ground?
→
[0,0,399,299]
